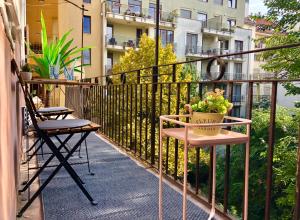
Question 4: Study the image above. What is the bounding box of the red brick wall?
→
[0,16,24,220]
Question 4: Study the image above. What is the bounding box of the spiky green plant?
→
[29,12,90,78]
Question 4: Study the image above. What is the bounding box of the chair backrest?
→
[11,59,44,119]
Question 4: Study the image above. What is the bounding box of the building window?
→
[227,19,236,28]
[83,49,91,65]
[107,0,120,13]
[219,40,229,51]
[149,3,162,20]
[234,63,243,79]
[128,0,142,15]
[228,0,237,8]
[180,9,192,19]
[235,40,243,58]
[159,29,174,47]
[233,84,242,102]
[83,0,91,3]
[214,0,223,5]
[234,63,242,73]
[197,13,207,24]
[186,33,198,54]
[83,16,91,33]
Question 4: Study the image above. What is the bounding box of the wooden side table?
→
[159,114,251,220]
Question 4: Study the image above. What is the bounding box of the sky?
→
[249,0,268,15]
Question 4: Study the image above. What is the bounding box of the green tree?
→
[111,34,194,176]
[216,107,300,219]
[261,0,300,95]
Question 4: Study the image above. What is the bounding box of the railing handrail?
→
[98,42,300,79]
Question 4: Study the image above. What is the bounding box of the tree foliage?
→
[216,107,300,219]
[261,0,300,95]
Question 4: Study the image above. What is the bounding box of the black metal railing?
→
[66,43,300,220]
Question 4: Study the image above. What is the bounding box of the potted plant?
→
[186,88,233,136]
[29,13,90,106]
[20,63,32,80]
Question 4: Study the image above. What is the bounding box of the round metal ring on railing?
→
[120,73,126,84]
[106,76,113,85]
[206,57,226,81]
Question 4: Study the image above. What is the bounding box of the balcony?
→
[105,3,176,29]
[106,35,140,52]
[201,16,235,38]
[185,46,244,61]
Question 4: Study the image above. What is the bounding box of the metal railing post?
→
[264,81,278,220]
[150,66,158,165]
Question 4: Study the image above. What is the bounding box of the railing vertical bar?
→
[118,85,121,144]
[121,84,125,147]
[223,82,233,213]
[145,84,149,160]
[134,83,138,154]
[129,84,133,150]
[126,84,129,148]
[112,85,115,141]
[264,81,278,220]
[109,85,113,138]
[150,66,158,165]
[106,85,109,136]
[174,83,180,180]
[166,83,171,174]
[295,125,300,220]
[100,86,103,132]
[195,82,203,195]
[195,148,200,195]
[139,84,143,157]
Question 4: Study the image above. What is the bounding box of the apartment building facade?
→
[26,0,253,116]
[102,0,253,116]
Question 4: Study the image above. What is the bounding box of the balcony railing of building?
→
[185,46,244,60]
[106,35,141,50]
[105,2,177,26]
[76,43,300,219]
[201,16,235,34]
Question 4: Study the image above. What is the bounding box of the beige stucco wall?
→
[27,0,58,43]
[0,16,23,220]
[58,0,102,79]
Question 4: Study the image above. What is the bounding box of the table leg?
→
[208,145,216,220]
[243,141,250,220]
[182,127,188,220]
[159,119,163,220]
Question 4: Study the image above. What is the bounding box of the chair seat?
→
[38,119,91,130]
[37,107,68,113]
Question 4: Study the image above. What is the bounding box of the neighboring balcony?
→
[106,35,140,52]
[105,3,176,28]
[251,72,276,80]
[185,46,244,61]
[201,17,235,38]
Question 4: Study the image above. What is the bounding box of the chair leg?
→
[26,140,45,163]
[40,138,44,160]
[78,133,83,158]
[19,134,75,193]
[17,133,90,217]
[84,138,94,175]
[55,135,71,154]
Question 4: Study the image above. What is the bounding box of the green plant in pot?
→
[29,12,90,106]
[20,63,32,81]
[187,88,233,136]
